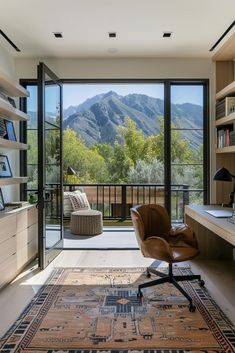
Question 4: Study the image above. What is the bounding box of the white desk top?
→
[185,205,235,247]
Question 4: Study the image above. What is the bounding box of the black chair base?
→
[137,264,204,312]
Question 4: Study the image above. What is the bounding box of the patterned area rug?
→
[1,267,235,353]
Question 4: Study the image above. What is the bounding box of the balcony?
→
[46,183,203,224]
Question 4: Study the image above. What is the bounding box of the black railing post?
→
[121,185,127,221]
[183,184,190,209]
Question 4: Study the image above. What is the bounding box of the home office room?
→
[0,1,235,353]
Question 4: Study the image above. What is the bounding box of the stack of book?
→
[216,97,235,119]
[217,127,235,148]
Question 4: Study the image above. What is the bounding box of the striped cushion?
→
[64,190,90,216]
[68,191,90,211]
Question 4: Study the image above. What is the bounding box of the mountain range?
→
[28,91,203,149]
[63,91,203,149]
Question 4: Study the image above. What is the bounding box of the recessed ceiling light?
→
[109,32,117,38]
[163,32,172,38]
[53,32,63,38]
[108,48,118,53]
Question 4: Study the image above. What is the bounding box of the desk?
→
[185,205,235,259]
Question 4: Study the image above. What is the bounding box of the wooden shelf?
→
[0,177,28,186]
[0,138,28,150]
[216,80,235,100]
[0,71,29,97]
[0,96,29,121]
[215,112,235,126]
[216,146,235,154]
[212,32,235,61]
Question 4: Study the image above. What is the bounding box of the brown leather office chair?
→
[130,204,204,312]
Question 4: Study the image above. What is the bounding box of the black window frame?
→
[20,78,210,217]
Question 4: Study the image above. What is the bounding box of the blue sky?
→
[63,84,203,109]
[27,83,203,112]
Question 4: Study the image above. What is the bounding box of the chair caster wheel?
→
[137,291,143,298]
[146,271,151,278]
[189,304,196,312]
[199,279,205,287]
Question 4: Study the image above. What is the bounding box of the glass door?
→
[38,62,63,269]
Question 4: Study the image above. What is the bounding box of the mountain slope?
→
[63,91,203,148]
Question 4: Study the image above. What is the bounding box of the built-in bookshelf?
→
[0,96,29,121]
[216,146,235,154]
[0,72,29,188]
[213,32,235,204]
[0,138,28,150]
[0,177,28,186]
[215,112,235,127]
[0,70,29,97]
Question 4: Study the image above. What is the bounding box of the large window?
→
[21,79,209,223]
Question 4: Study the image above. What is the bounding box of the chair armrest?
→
[141,236,173,262]
[168,224,198,248]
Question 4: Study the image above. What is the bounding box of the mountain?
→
[62,91,203,148]
[63,93,106,119]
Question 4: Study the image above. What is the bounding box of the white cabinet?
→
[0,205,38,290]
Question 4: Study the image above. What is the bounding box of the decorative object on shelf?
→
[216,97,235,119]
[0,118,7,138]
[213,167,235,207]
[0,154,12,178]
[4,120,16,141]
[0,188,5,210]
[7,97,16,108]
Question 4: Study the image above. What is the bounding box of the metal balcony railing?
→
[42,183,203,223]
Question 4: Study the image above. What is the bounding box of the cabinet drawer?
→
[0,235,16,265]
[28,223,38,242]
[17,238,37,270]
[16,207,38,233]
[28,238,38,260]
[16,211,28,233]
[16,223,38,250]
[0,214,17,244]
[0,254,17,289]
[16,228,28,249]
[28,207,38,227]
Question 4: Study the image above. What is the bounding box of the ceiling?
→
[0,0,235,58]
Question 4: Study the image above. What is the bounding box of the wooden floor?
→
[0,250,234,338]
[64,226,138,249]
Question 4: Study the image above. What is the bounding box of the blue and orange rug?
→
[1,267,235,353]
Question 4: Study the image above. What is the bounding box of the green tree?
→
[63,129,108,183]
[118,118,146,165]
[128,158,164,183]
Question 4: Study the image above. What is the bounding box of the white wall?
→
[15,57,213,80]
[0,44,19,203]
[15,56,215,202]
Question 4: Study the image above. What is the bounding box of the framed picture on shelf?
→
[0,188,5,211]
[0,118,7,139]
[7,97,16,108]
[0,155,12,178]
[4,120,16,141]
